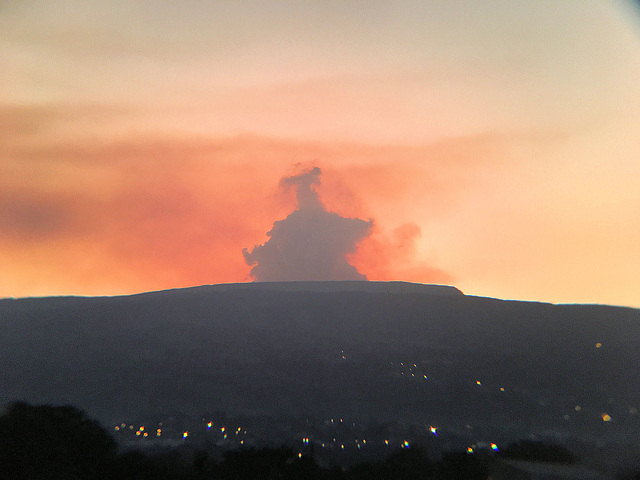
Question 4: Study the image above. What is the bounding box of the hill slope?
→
[1,282,639,465]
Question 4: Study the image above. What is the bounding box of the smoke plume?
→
[243,167,373,281]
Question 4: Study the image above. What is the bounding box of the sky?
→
[2,1,640,307]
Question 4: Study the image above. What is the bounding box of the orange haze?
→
[1,2,640,307]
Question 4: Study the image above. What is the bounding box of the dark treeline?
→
[0,402,483,480]
[1,402,637,480]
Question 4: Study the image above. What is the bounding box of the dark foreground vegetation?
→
[2,402,638,480]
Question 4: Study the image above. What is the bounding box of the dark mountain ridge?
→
[1,281,639,469]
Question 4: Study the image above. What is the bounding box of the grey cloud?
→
[243,167,372,281]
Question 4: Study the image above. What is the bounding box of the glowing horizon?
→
[2,1,640,307]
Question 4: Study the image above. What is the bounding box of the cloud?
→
[0,130,521,297]
[243,167,373,281]
[351,223,453,285]
[0,189,84,241]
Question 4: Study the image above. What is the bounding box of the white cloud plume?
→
[243,167,372,281]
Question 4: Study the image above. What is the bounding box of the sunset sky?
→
[2,1,640,307]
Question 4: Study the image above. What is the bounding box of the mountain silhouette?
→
[1,281,638,470]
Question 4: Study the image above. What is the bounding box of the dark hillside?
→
[1,282,638,470]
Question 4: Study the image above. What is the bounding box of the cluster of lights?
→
[114,422,127,432]
[115,423,165,438]
[394,361,430,381]
[109,375,635,451]
[297,437,408,451]
[466,442,499,454]
[297,428,499,455]
[354,439,367,449]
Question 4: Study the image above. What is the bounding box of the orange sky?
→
[2,1,640,307]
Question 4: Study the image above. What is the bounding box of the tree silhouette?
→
[0,401,117,480]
